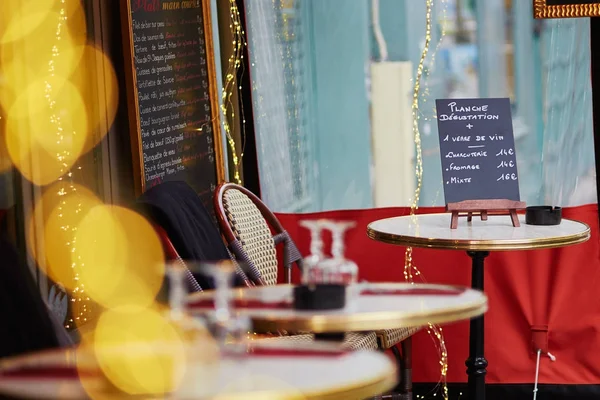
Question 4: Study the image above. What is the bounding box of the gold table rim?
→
[189,283,488,333]
[366,214,591,251]
[248,299,487,333]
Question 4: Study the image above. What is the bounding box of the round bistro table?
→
[0,341,398,399]
[189,282,487,400]
[367,213,590,400]
[188,282,488,334]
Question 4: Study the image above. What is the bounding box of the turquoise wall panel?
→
[308,0,373,210]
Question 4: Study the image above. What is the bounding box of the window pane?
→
[245,0,596,212]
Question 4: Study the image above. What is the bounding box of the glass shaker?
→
[320,221,360,303]
[298,219,328,286]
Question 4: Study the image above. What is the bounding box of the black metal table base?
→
[466,251,489,400]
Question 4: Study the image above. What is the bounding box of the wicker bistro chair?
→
[214,183,380,351]
[155,213,379,351]
[214,184,303,286]
[215,183,420,398]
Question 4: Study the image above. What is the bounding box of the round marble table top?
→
[367,213,590,251]
[0,342,397,399]
[188,283,487,333]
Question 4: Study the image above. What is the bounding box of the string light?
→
[46,0,91,329]
[420,0,448,123]
[220,0,246,184]
[405,1,449,399]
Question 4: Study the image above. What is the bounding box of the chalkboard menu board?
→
[435,98,520,205]
[120,0,224,208]
[534,0,600,18]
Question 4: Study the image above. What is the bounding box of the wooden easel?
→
[447,199,526,229]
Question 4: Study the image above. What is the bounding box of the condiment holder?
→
[525,206,562,226]
[293,284,346,310]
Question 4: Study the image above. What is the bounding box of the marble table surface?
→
[367,213,590,251]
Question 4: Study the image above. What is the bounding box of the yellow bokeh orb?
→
[75,344,113,400]
[0,8,87,79]
[0,62,28,119]
[0,0,56,44]
[4,77,89,185]
[74,205,165,309]
[28,182,102,287]
[43,186,102,289]
[70,45,119,155]
[93,306,186,396]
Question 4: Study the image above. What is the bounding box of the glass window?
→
[245,0,595,212]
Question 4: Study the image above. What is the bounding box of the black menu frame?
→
[119,0,225,197]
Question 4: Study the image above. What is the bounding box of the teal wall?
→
[512,0,544,204]
[307,1,373,210]
[370,0,410,62]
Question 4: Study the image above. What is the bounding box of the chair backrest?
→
[153,224,203,293]
[214,183,303,285]
[136,181,250,289]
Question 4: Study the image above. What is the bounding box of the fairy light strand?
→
[417,0,449,216]
[428,0,448,212]
[420,0,448,123]
[405,1,449,399]
[46,0,90,329]
[220,0,246,184]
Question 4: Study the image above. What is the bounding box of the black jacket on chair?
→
[0,235,62,359]
[136,180,246,289]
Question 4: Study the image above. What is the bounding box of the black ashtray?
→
[525,206,562,226]
[293,284,346,310]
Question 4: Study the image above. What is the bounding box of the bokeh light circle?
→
[74,205,164,308]
[1,7,87,77]
[4,77,89,185]
[75,344,111,400]
[28,182,102,288]
[70,45,119,154]
[93,306,186,395]
[0,1,56,44]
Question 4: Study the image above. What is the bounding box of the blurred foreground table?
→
[0,341,397,399]
[367,213,590,400]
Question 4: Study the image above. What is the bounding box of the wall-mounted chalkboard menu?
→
[120,0,224,208]
[436,98,520,204]
[534,0,600,18]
